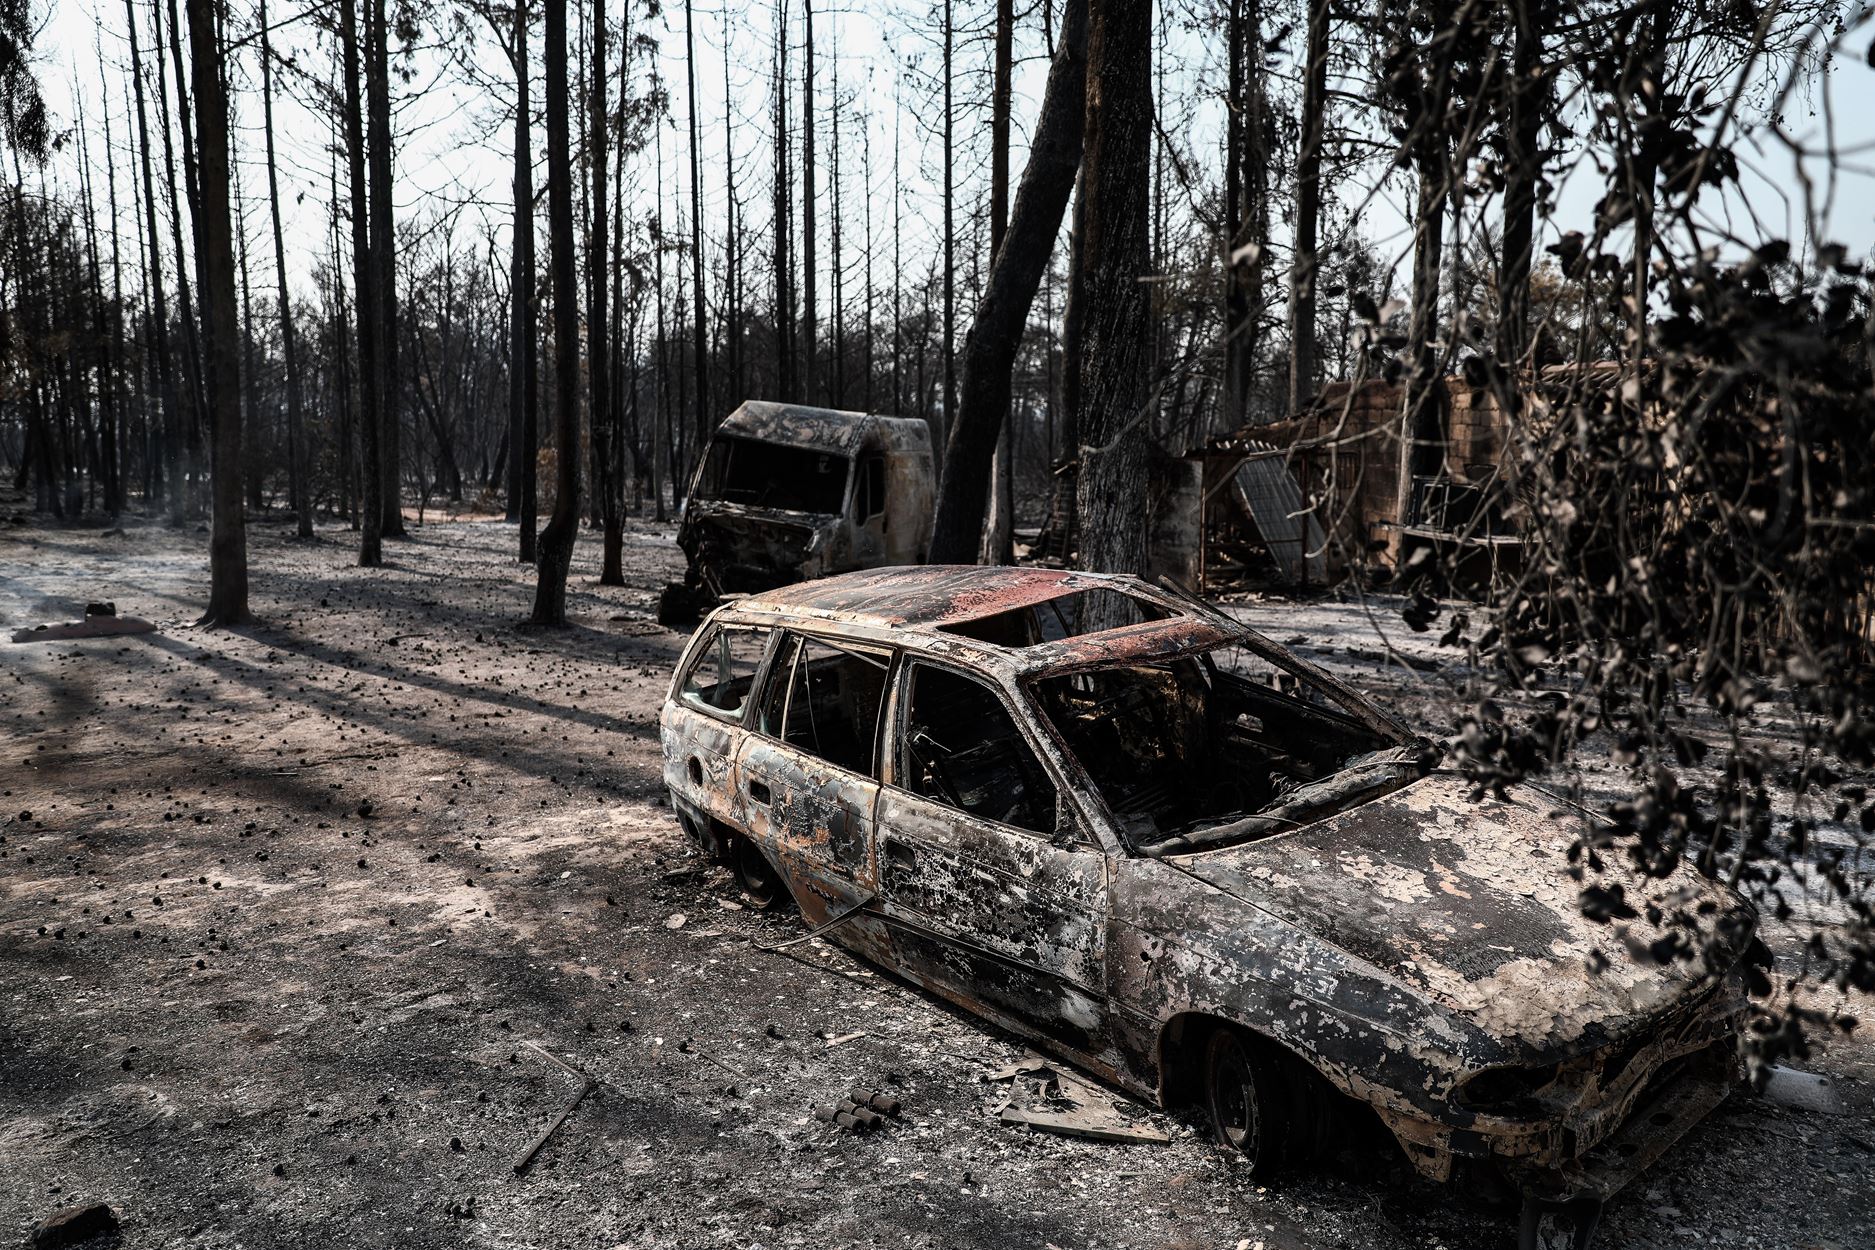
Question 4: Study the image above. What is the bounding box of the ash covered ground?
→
[2,507,1870,1249]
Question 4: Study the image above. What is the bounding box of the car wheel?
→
[731,837,789,911]
[1203,1027,1292,1173]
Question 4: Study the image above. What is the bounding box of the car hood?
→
[1162,771,1751,1053]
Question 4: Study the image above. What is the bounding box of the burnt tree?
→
[185,0,250,624]
[927,0,1088,564]
[1072,0,1153,584]
[591,0,618,584]
[259,0,311,537]
[368,0,404,535]
[529,0,581,625]
[341,0,383,565]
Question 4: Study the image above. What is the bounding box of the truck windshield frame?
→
[695,435,852,516]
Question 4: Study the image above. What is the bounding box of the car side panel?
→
[662,702,747,834]
[733,734,899,969]
[872,786,1109,1052]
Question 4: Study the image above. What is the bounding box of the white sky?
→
[19,0,1875,327]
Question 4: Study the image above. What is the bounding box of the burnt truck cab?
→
[658,402,935,626]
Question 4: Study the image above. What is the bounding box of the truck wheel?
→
[1204,1027,1293,1175]
[732,837,790,912]
[657,582,699,629]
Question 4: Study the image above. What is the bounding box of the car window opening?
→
[695,435,851,514]
[760,634,889,775]
[1035,641,1426,854]
[939,587,1171,648]
[902,665,1057,836]
[679,626,772,717]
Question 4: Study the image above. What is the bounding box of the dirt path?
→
[2,511,1868,1249]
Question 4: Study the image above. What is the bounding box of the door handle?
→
[884,839,915,870]
[748,780,772,806]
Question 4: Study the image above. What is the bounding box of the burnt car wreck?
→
[657,401,935,625]
[658,566,1755,1245]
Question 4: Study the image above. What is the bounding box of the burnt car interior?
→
[696,435,850,514]
[900,664,1058,835]
[758,634,889,773]
[1033,642,1421,852]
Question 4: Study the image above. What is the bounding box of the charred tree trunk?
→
[186,0,250,625]
[939,0,955,465]
[510,0,540,560]
[1285,0,1328,416]
[1074,0,1153,584]
[591,0,619,585]
[341,0,382,565]
[261,0,311,536]
[830,33,844,404]
[162,0,206,492]
[801,0,818,404]
[928,0,1087,564]
[530,0,581,625]
[367,0,403,536]
[1392,161,1445,550]
[772,0,795,403]
[153,0,203,518]
[720,12,742,409]
[237,174,263,513]
[684,0,709,448]
[1496,0,1541,369]
[102,80,128,517]
[124,9,177,509]
[1223,0,1269,428]
[979,0,1017,566]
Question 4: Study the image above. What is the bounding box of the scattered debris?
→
[511,1043,597,1175]
[32,1202,120,1249]
[10,615,156,643]
[1759,1066,1847,1116]
[815,1086,903,1134]
[678,1040,752,1085]
[990,1051,1170,1146]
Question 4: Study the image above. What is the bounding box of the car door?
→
[872,659,1108,1052]
[734,631,896,967]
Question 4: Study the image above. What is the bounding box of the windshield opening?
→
[1033,640,1424,855]
[695,435,850,514]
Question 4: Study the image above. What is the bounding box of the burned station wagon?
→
[659,566,1753,1228]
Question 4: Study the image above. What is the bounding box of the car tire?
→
[731,837,790,912]
[1203,1027,1294,1174]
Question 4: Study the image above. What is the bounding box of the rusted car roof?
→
[719,565,1245,679]
[741,565,1115,626]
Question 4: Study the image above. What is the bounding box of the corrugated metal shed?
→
[1230,443,1326,584]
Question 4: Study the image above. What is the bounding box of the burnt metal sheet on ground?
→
[1232,446,1326,583]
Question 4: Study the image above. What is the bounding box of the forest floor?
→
[2,500,1870,1250]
